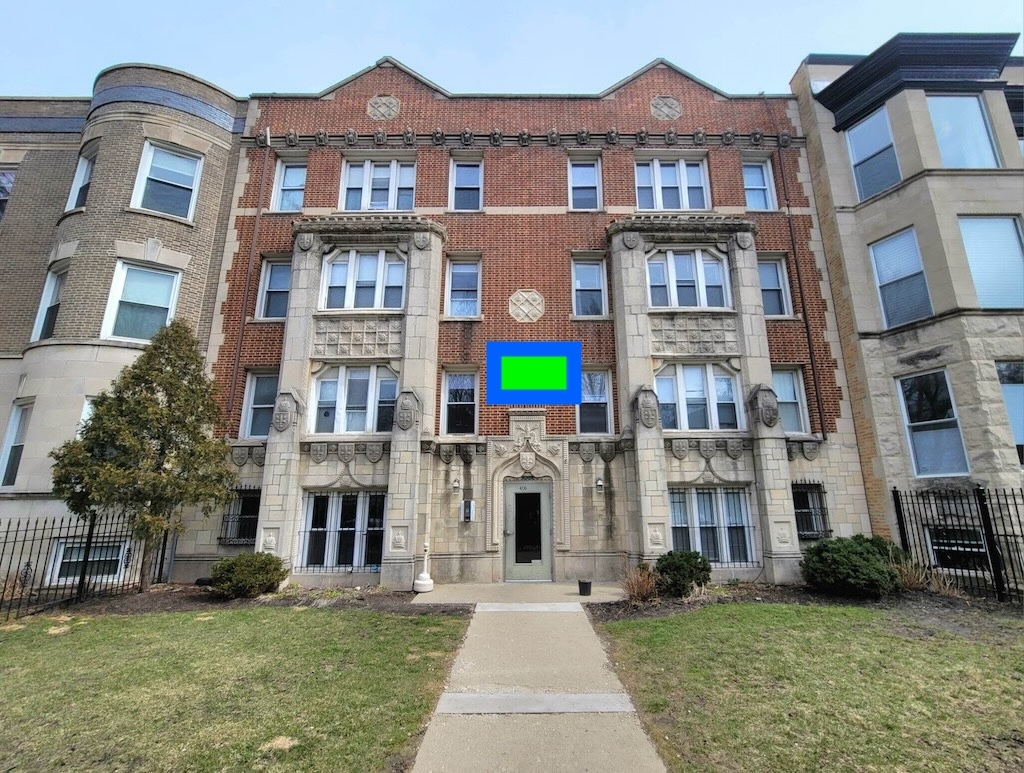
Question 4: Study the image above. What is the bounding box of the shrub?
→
[655,551,712,598]
[210,552,288,599]
[622,563,658,606]
[800,537,899,598]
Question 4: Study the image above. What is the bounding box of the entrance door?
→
[504,481,552,581]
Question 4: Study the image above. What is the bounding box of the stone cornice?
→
[292,215,447,243]
[607,215,758,241]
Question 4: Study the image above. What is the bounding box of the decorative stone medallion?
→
[297,232,313,252]
[310,442,328,464]
[650,95,682,120]
[439,445,455,465]
[251,447,266,466]
[736,232,754,250]
[413,231,430,250]
[726,439,743,459]
[579,442,595,462]
[638,390,658,429]
[509,290,545,322]
[338,443,355,464]
[367,95,400,120]
[397,394,416,431]
[272,394,293,433]
[622,231,640,249]
[366,442,384,463]
[671,439,688,460]
[230,447,249,466]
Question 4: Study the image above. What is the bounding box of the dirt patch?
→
[258,736,299,753]
[72,583,472,618]
[587,584,1022,642]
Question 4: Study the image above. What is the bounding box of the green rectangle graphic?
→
[500,356,567,391]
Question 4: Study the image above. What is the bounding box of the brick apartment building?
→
[2,34,1013,591]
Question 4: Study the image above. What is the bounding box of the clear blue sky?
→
[2,0,1021,98]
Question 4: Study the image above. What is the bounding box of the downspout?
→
[226,105,274,421]
[763,95,828,441]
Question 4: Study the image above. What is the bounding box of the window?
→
[343,159,415,211]
[450,160,482,210]
[242,372,278,439]
[257,261,291,318]
[78,398,94,437]
[0,169,14,221]
[220,489,260,544]
[847,107,900,201]
[927,95,998,169]
[131,142,202,219]
[668,488,754,565]
[569,159,601,210]
[792,483,830,539]
[446,260,480,317]
[959,217,1024,309]
[272,162,306,211]
[927,526,989,572]
[899,371,969,476]
[579,371,611,434]
[772,369,807,434]
[635,158,708,210]
[32,268,68,341]
[66,153,95,210]
[313,366,397,434]
[743,161,775,210]
[655,364,741,430]
[444,372,477,435]
[997,362,1024,464]
[321,250,405,310]
[572,260,606,316]
[101,262,180,340]
[869,229,932,328]
[47,540,129,586]
[1,403,33,487]
[647,250,729,308]
[758,259,790,316]
[300,491,386,571]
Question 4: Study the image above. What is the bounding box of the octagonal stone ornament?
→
[509,290,545,322]
[367,95,400,121]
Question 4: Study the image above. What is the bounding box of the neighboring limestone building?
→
[19,38,1000,591]
[791,33,1024,539]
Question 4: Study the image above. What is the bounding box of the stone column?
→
[382,390,422,588]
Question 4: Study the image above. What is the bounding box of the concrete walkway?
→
[411,584,665,772]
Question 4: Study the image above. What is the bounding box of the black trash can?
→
[578,580,592,597]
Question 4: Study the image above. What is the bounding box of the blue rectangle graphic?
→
[486,341,583,405]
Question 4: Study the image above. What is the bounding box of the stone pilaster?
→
[381,390,421,588]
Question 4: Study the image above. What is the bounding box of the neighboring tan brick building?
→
[2,53,877,590]
[791,34,1024,542]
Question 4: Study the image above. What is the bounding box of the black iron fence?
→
[295,526,384,573]
[1,513,166,621]
[892,488,1024,604]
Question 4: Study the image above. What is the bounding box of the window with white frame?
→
[927,95,998,169]
[1,403,33,487]
[635,158,708,210]
[321,250,405,310]
[257,261,291,319]
[569,159,601,210]
[579,371,611,434]
[450,160,482,210]
[0,168,15,221]
[792,483,831,540]
[959,217,1024,309]
[869,229,932,328]
[242,372,278,439]
[572,260,606,316]
[131,142,202,219]
[847,107,900,201]
[655,364,741,431]
[743,160,775,210]
[272,161,306,211]
[899,370,969,476]
[78,397,94,437]
[220,488,260,544]
[66,152,95,210]
[47,540,130,586]
[446,260,480,317]
[33,267,68,341]
[313,366,398,434]
[926,526,989,572]
[997,362,1024,464]
[758,258,790,316]
[444,372,477,435]
[101,262,180,340]
[300,490,386,571]
[648,250,729,308]
[772,368,807,434]
[342,159,415,211]
[669,487,754,565]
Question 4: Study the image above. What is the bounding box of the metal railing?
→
[295,527,384,573]
[892,487,1024,604]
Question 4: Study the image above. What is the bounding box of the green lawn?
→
[0,607,467,771]
[601,603,1024,772]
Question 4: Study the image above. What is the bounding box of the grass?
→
[0,607,468,771]
[601,603,1024,772]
